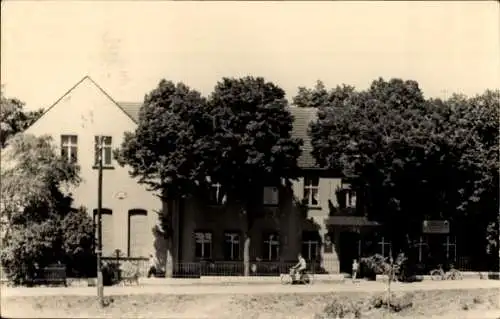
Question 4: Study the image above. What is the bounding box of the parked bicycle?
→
[430,264,463,281]
[280,268,314,285]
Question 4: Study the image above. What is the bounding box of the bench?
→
[32,265,67,286]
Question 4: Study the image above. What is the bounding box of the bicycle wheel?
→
[281,274,292,285]
[430,270,443,281]
[448,269,463,280]
[303,272,314,285]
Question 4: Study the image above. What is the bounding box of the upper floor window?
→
[303,176,319,207]
[94,136,113,166]
[263,186,279,206]
[209,182,226,205]
[61,135,78,163]
[337,182,357,209]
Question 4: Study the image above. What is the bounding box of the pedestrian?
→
[147,254,158,278]
[352,259,359,282]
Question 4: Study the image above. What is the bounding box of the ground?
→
[2,280,500,318]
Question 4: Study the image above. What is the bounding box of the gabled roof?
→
[31,76,137,127]
[117,101,319,168]
[31,76,319,169]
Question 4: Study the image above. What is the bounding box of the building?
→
[25,76,472,276]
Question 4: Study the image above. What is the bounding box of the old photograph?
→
[1,1,499,318]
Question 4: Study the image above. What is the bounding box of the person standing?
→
[352,259,359,282]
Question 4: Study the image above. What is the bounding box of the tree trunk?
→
[165,239,173,278]
[162,198,175,278]
[243,231,251,276]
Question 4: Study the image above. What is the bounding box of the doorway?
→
[339,231,360,273]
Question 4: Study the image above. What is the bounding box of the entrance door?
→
[339,231,360,273]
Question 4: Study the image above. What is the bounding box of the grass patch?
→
[1,288,499,318]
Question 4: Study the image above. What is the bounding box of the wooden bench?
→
[32,265,67,286]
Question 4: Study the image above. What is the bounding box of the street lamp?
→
[96,136,104,307]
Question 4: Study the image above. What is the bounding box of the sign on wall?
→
[422,220,450,234]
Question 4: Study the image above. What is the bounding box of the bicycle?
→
[430,264,463,281]
[280,268,314,285]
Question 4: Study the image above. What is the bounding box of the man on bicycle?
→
[290,253,307,281]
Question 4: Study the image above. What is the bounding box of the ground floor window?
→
[224,232,240,261]
[194,231,212,259]
[301,231,321,261]
[377,236,392,258]
[263,232,280,261]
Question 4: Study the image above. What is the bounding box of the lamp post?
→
[96,136,104,307]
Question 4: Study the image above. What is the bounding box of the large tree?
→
[115,80,212,276]
[292,80,355,108]
[309,78,499,264]
[0,134,93,283]
[208,76,303,276]
[1,88,44,148]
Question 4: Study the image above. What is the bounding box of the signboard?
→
[326,216,380,226]
[422,220,450,234]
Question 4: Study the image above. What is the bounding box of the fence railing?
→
[172,260,322,278]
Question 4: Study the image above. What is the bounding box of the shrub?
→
[360,254,389,279]
[315,298,363,318]
[370,292,414,313]
[120,261,140,278]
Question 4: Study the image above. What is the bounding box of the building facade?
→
[25,76,474,276]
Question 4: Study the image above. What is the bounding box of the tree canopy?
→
[1,88,44,148]
[0,134,93,283]
[115,80,213,198]
[207,76,303,200]
[309,78,499,255]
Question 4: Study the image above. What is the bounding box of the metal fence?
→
[172,261,323,278]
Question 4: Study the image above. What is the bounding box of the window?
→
[263,186,279,206]
[94,136,113,166]
[224,232,240,260]
[377,236,392,258]
[263,232,280,261]
[128,209,148,258]
[61,135,78,163]
[194,231,212,259]
[337,182,357,209]
[303,176,319,206]
[209,182,226,205]
[302,231,321,261]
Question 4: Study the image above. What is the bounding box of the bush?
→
[315,298,362,319]
[360,254,389,279]
[102,262,121,286]
[370,292,414,313]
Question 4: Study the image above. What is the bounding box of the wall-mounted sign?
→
[422,220,450,234]
[115,191,127,200]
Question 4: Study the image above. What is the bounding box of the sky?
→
[1,1,499,110]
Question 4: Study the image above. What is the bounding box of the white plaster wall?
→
[25,77,161,257]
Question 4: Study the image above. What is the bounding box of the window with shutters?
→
[61,135,78,163]
[128,209,148,257]
[194,231,212,259]
[92,208,114,257]
[263,186,279,206]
